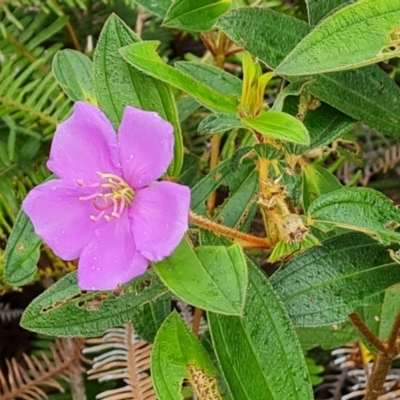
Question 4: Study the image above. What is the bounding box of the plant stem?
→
[190,211,270,249]
[192,308,203,336]
[364,353,393,400]
[352,308,400,399]
[349,313,386,353]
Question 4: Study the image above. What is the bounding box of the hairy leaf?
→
[4,210,41,286]
[152,312,220,400]
[155,238,247,315]
[271,233,400,326]
[53,49,96,103]
[308,187,400,244]
[277,0,400,75]
[21,270,169,337]
[163,0,231,31]
[120,42,238,113]
[208,260,313,400]
[305,0,354,26]
[217,8,400,138]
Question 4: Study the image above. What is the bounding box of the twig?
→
[349,313,386,353]
[192,308,203,336]
[189,211,270,249]
[135,6,146,37]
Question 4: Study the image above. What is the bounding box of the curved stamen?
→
[78,173,135,222]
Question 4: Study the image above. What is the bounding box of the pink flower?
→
[23,102,190,290]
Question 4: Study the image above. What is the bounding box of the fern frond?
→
[0,302,22,322]
[0,338,87,400]
[84,323,156,400]
[0,9,72,135]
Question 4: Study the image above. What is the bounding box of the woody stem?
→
[189,211,270,249]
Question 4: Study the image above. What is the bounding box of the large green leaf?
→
[53,49,96,103]
[208,260,313,400]
[305,0,354,26]
[242,110,310,144]
[308,187,400,244]
[154,238,247,315]
[4,210,41,287]
[20,270,169,337]
[163,0,232,31]
[120,42,238,113]
[151,312,220,400]
[277,0,400,76]
[271,233,400,326]
[93,15,183,177]
[216,8,400,138]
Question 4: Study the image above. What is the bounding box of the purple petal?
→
[129,181,190,261]
[47,102,120,182]
[78,214,149,290]
[118,106,174,189]
[22,179,99,260]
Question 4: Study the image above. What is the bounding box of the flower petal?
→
[47,102,120,182]
[22,179,99,260]
[118,106,174,189]
[129,181,190,261]
[78,214,149,290]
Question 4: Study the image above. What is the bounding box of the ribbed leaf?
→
[216,8,400,138]
[271,233,400,326]
[21,270,169,337]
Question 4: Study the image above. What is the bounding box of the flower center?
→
[78,173,135,222]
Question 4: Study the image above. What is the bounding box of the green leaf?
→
[271,233,400,326]
[305,0,354,26]
[296,321,359,350]
[284,97,356,155]
[198,113,242,135]
[151,311,219,400]
[175,62,242,98]
[163,0,232,32]
[357,285,400,341]
[120,42,238,114]
[177,96,201,122]
[191,158,258,231]
[277,0,400,76]
[216,8,400,138]
[242,110,310,144]
[52,49,96,104]
[135,0,172,17]
[208,260,313,400]
[4,210,41,287]
[93,14,183,177]
[154,238,247,315]
[131,294,172,343]
[302,163,342,212]
[20,270,169,337]
[308,187,400,244]
[272,79,313,112]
